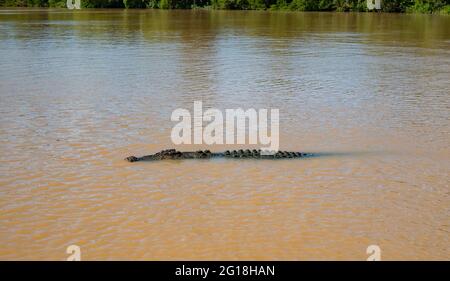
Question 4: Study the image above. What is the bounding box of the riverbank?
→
[1,0,450,14]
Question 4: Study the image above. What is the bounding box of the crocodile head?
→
[125,156,139,162]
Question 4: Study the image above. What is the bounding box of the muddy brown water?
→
[0,9,449,260]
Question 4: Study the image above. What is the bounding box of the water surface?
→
[0,9,449,260]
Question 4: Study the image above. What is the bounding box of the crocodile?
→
[126,149,311,162]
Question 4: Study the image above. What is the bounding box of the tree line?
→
[1,0,449,14]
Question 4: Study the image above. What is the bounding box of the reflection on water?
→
[0,9,449,260]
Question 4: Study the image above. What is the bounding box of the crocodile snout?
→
[125,156,139,162]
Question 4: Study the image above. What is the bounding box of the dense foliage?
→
[1,0,449,14]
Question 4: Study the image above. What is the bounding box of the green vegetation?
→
[405,0,449,13]
[0,0,449,14]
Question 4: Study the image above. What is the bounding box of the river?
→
[0,9,449,260]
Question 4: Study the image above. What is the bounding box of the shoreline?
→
[0,7,449,15]
[1,1,449,15]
